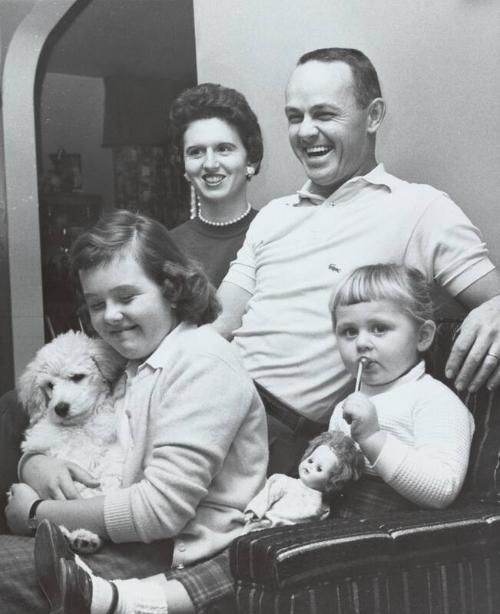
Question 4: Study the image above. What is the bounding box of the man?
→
[216,47,500,475]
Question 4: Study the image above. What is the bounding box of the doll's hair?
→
[301,430,364,494]
[70,209,220,326]
[168,82,264,174]
[330,263,435,328]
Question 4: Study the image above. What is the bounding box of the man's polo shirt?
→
[223,164,494,423]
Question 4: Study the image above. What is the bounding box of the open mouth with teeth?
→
[203,174,225,186]
[305,145,333,158]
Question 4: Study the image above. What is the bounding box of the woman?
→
[169,83,264,287]
[1,210,268,614]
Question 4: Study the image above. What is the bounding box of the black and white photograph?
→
[0,1,499,612]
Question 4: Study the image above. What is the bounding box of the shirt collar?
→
[295,163,394,207]
[124,321,193,378]
[361,359,426,397]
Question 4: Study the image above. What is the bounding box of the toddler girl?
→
[329,263,474,511]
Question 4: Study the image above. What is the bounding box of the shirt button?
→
[177,542,186,552]
[174,563,185,570]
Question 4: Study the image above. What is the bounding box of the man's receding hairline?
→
[286,59,359,103]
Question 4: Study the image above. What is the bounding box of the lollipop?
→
[355,357,368,392]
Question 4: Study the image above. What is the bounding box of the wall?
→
[0,0,37,63]
[194,0,500,265]
[0,0,38,392]
[1,0,80,382]
[39,72,114,205]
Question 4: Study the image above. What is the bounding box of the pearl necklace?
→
[197,202,252,227]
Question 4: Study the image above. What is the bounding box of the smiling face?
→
[183,117,250,208]
[285,60,379,196]
[298,444,340,491]
[335,300,433,387]
[80,252,178,361]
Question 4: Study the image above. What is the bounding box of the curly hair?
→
[169,82,264,173]
[70,209,220,326]
[297,48,382,109]
[301,430,364,495]
[330,263,434,328]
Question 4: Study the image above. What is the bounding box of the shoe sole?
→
[35,520,75,611]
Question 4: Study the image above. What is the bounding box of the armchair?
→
[230,321,500,614]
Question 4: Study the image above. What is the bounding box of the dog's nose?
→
[54,402,70,417]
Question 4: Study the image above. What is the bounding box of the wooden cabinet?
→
[39,192,102,339]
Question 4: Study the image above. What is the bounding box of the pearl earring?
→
[189,185,199,219]
[246,166,255,179]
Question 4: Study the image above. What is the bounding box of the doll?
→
[244,430,364,531]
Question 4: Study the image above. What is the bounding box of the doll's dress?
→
[244,473,330,531]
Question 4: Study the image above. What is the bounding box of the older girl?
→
[2,210,268,614]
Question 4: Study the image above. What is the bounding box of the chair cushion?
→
[231,503,500,587]
[232,504,500,614]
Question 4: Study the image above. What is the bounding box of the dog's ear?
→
[17,357,47,424]
[90,339,127,385]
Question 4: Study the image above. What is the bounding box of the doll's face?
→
[298,444,339,491]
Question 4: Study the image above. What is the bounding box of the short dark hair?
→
[168,82,264,173]
[70,209,220,326]
[297,48,382,109]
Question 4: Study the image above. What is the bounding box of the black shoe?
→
[35,520,76,610]
[59,558,93,614]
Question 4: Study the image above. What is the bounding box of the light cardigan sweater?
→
[104,322,268,566]
[329,361,474,509]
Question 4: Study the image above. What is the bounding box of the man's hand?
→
[342,392,380,443]
[22,454,100,500]
[446,295,500,392]
[5,483,39,535]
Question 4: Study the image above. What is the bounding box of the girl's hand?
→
[5,483,39,535]
[342,392,380,444]
[22,454,100,500]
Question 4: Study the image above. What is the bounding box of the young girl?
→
[329,263,475,512]
[2,210,268,614]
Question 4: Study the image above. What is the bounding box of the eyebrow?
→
[83,284,138,299]
[285,103,341,113]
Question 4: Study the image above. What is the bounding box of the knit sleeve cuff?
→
[371,435,408,482]
[103,488,139,543]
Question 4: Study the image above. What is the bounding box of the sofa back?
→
[428,321,500,502]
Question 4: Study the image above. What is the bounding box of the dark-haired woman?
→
[169,82,263,287]
[1,210,268,614]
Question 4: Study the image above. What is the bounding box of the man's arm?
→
[446,268,500,391]
[213,281,252,340]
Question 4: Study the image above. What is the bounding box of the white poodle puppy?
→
[17,330,127,553]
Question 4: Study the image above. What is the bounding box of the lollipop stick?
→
[355,358,366,392]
